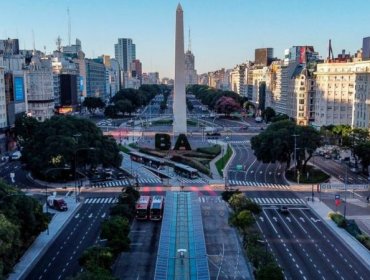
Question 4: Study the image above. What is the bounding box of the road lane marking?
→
[262,210,278,234]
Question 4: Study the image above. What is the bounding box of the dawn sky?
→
[1,0,369,78]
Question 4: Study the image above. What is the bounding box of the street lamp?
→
[74,147,96,202]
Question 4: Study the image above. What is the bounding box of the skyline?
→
[1,0,370,78]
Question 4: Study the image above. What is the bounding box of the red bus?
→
[150,196,164,221]
[135,196,151,220]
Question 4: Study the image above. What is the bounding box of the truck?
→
[47,195,68,211]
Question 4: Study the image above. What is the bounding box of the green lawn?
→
[215,145,233,176]
[285,165,330,184]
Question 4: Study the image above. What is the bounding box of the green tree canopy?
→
[16,115,122,179]
[354,141,370,173]
[79,246,115,272]
[101,216,130,254]
[262,107,276,123]
[82,97,105,114]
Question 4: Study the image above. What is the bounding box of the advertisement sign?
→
[14,76,25,101]
[299,47,306,64]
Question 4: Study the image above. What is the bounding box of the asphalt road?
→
[228,143,287,186]
[257,205,369,279]
[25,194,115,280]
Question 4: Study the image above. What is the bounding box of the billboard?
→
[14,76,25,102]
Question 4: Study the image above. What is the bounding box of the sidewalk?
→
[8,196,81,280]
[307,198,370,268]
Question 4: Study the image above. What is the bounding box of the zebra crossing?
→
[179,178,208,184]
[84,197,118,204]
[227,140,250,144]
[228,180,289,190]
[250,197,305,206]
[198,196,224,203]
[90,178,162,188]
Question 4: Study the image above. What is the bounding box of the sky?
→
[1,0,370,78]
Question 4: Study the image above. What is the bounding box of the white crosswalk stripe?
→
[227,140,250,144]
[179,178,207,184]
[198,196,225,203]
[84,197,118,204]
[250,197,305,205]
[228,180,289,189]
[90,177,162,188]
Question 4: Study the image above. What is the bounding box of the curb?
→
[10,200,83,280]
[307,201,370,271]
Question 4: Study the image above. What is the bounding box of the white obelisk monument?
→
[173,3,187,135]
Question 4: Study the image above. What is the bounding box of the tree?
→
[82,97,105,114]
[16,115,122,179]
[68,268,117,280]
[256,263,284,280]
[215,96,241,116]
[229,193,247,212]
[104,105,118,118]
[296,125,322,172]
[101,216,130,254]
[116,99,133,116]
[14,113,40,145]
[229,210,255,231]
[0,214,20,276]
[354,141,370,173]
[79,246,114,272]
[262,107,276,123]
[271,114,289,123]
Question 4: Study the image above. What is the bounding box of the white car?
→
[11,151,21,160]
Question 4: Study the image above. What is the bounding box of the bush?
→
[221,190,241,202]
[357,234,370,250]
[329,212,347,228]
[245,198,262,215]
[346,220,362,237]
[196,145,221,156]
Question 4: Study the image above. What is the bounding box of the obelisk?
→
[173,3,187,135]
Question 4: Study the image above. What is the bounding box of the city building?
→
[25,54,54,122]
[61,38,82,56]
[230,64,246,96]
[255,48,273,66]
[185,50,197,85]
[85,58,106,99]
[130,59,142,81]
[114,38,136,72]
[59,74,78,111]
[0,38,19,56]
[314,59,370,129]
[0,57,7,152]
[142,72,160,85]
[362,36,370,60]
[207,68,231,90]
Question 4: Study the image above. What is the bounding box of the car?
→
[279,206,289,214]
[324,154,331,159]
[239,126,249,131]
[11,151,21,160]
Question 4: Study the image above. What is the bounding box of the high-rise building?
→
[230,64,246,96]
[185,50,197,85]
[362,37,370,60]
[255,48,273,66]
[0,38,19,56]
[130,59,142,80]
[26,55,54,122]
[114,38,136,72]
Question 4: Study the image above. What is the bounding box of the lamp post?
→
[74,147,96,203]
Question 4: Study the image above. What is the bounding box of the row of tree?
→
[71,187,140,279]
[222,191,284,279]
[0,182,50,278]
[187,85,247,116]
[15,114,121,180]
[104,85,169,118]
[320,124,370,172]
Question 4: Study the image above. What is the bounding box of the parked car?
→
[11,151,21,160]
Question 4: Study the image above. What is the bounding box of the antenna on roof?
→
[188,27,191,52]
[67,7,71,46]
[56,35,62,52]
[328,39,334,61]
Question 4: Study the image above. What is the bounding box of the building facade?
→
[185,50,197,85]
[255,48,273,66]
[26,55,54,122]
[314,60,370,129]
[114,38,135,72]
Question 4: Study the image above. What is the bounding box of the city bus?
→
[129,151,165,169]
[135,196,151,220]
[149,196,165,221]
[173,163,199,179]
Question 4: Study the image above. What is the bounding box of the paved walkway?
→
[208,140,235,180]
[8,196,81,280]
[307,198,370,268]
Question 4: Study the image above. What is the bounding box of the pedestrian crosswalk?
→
[228,180,289,190]
[250,197,306,205]
[84,197,118,204]
[227,140,250,144]
[179,178,208,184]
[198,196,224,203]
[90,178,162,188]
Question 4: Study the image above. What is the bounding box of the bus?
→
[149,196,165,221]
[130,151,165,169]
[173,163,199,179]
[135,196,151,220]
